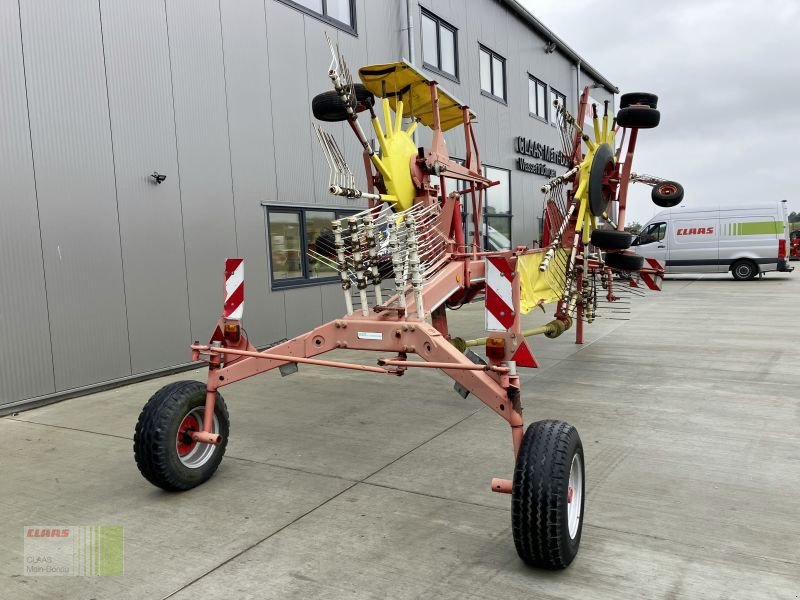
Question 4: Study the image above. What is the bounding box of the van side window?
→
[636,222,666,245]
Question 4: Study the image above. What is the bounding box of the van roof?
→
[647,202,782,222]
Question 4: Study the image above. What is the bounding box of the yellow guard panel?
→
[359,61,476,132]
[517,249,569,312]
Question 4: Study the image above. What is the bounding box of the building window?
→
[528,75,547,120]
[278,0,356,33]
[550,87,567,124]
[447,161,512,251]
[421,9,458,80]
[483,165,511,250]
[479,45,506,102]
[267,207,356,288]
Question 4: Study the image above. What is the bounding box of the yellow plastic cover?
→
[359,61,476,132]
[517,250,569,313]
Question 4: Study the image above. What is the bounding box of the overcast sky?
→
[520,0,800,225]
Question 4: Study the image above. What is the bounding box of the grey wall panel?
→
[0,0,55,403]
[284,286,322,339]
[320,283,347,323]
[19,0,131,391]
[165,0,237,342]
[335,28,370,208]
[264,1,316,207]
[364,0,403,64]
[219,0,285,345]
[305,17,340,208]
[100,0,191,374]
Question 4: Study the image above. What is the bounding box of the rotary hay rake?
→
[133,39,683,570]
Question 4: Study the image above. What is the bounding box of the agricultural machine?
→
[133,39,682,569]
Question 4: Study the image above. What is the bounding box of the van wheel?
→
[731,259,758,281]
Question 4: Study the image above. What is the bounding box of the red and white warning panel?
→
[485,256,515,331]
[639,258,664,291]
[223,258,244,320]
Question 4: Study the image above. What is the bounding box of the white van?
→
[631,202,794,280]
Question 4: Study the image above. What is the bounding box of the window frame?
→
[267,206,358,290]
[276,0,357,36]
[447,160,512,251]
[633,222,667,246]
[420,8,459,82]
[528,74,548,122]
[479,45,507,104]
[481,164,513,250]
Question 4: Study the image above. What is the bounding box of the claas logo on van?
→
[677,227,714,236]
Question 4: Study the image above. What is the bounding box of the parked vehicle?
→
[790,229,800,260]
[631,201,794,280]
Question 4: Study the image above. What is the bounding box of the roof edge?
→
[500,0,619,94]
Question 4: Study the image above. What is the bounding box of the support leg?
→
[431,304,449,338]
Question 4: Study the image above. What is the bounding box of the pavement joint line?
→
[159,480,361,600]
[222,454,360,483]
[3,417,133,441]
[359,480,509,512]
[586,523,800,568]
[225,454,512,514]
[357,407,484,482]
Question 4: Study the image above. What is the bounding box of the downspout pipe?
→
[405,0,416,65]
[405,0,417,142]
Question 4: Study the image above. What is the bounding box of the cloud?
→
[519,0,800,224]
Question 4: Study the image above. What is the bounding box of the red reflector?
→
[779,239,786,259]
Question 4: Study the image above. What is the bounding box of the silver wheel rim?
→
[567,453,583,539]
[737,264,751,278]
[176,408,219,469]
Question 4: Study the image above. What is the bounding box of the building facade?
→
[0,0,615,410]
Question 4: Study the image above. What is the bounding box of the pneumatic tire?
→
[512,420,585,569]
[731,259,758,281]
[651,181,684,208]
[134,380,229,491]
[312,84,374,122]
[620,92,658,109]
[616,106,660,129]
[590,229,633,250]
[604,252,645,271]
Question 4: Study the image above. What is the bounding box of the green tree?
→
[624,221,642,234]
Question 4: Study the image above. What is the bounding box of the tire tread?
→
[133,381,229,492]
[512,420,583,569]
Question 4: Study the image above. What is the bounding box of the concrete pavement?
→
[2,272,799,599]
